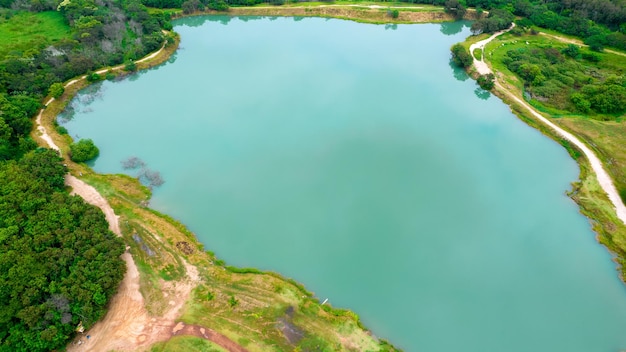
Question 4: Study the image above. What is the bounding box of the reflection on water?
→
[474,87,491,100]
[440,20,470,35]
[449,59,470,81]
[385,23,398,31]
[57,82,105,122]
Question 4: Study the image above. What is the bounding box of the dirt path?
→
[469,23,515,75]
[473,27,626,226]
[539,32,626,58]
[34,43,248,352]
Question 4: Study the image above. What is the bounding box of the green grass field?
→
[0,11,71,58]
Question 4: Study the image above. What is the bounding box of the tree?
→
[477,73,495,90]
[0,160,125,351]
[388,9,399,19]
[450,43,473,68]
[19,149,67,190]
[182,0,202,14]
[561,44,580,59]
[69,139,99,162]
[445,0,467,20]
[48,83,65,98]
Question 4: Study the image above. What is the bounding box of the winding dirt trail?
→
[472,26,626,225]
[469,23,515,75]
[539,32,626,58]
[34,43,247,352]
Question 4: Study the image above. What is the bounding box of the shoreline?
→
[30,7,626,351]
[35,14,399,351]
[465,25,626,280]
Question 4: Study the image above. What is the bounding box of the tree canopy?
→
[69,139,99,163]
[0,149,125,351]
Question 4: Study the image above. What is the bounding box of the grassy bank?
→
[471,30,626,279]
[168,3,478,25]
[36,17,399,352]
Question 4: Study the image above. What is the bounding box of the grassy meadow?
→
[0,11,70,58]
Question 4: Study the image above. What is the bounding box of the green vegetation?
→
[0,11,70,59]
[483,31,626,119]
[451,43,473,68]
[470,8,514,34]
[0,0,174,349]
[0,149,125,351]
[48,82,64,99]
[477,73,494,90]
[472,47,482,60]
[150,336,228,352]
[69,139,99,162]
[463,24,626,279]
[1,0,624,350]
[500,44,626,117]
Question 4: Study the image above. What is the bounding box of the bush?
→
[86,72,101,82]
[124,60,137,72]
[477,73,495,90]
[387,9,399,19]
[450,43,473,68]
[69,139,100,162]
[48,82,65,98]
[561,44,580,59]
[56,125,68,135]
[582,52,601,63]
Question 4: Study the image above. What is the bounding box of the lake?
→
[60,16,626,351]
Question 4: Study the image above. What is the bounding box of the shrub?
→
[56,125,68,135]
[477,73,495,90]
[561,44,580,59]
[387,9,399,19]
[124,60,137,72]
[582,52,601,63]
[450,43,473,68]
[48,82,65,98]
[69,139,100,162]
[86,72,101,82]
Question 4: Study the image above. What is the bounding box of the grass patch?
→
[0,11,71,58]
[472,47,482,60]
[150,336,228,352]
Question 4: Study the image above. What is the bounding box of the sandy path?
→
[539,32,626,58]
[469,23,515,75]
[472,26,626,226]
[34,43,247,352]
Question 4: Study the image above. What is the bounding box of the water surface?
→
[60,16,626,351]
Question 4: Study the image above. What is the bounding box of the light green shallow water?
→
[60,16,626,351]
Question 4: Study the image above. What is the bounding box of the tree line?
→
[0,0,173,349]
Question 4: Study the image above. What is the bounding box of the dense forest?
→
[0,0,172,349]
[0,150,125,351]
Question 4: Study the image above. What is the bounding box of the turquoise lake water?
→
[60,16,626,351]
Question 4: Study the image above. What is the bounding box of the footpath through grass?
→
[0,11,71,58]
